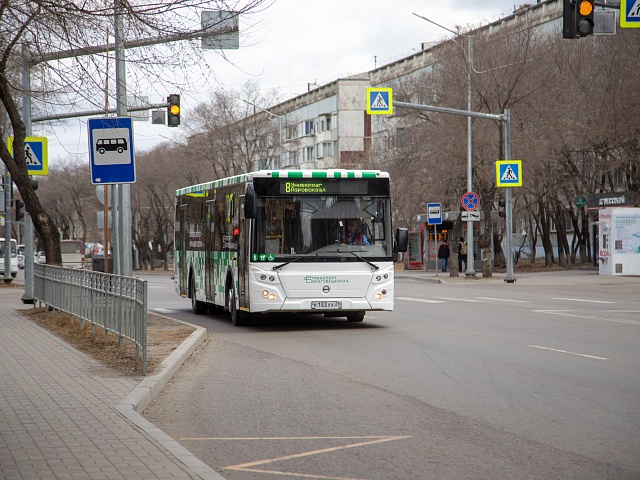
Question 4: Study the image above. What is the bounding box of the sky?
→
[38,0,524,164]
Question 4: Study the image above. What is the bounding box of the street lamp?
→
[413,13,476,276]
[243,100,284,169]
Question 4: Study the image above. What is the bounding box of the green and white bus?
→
[174,170,408,326]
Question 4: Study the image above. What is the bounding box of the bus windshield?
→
[253,195,392,259]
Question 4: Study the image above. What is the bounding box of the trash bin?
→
[92,254,114,273]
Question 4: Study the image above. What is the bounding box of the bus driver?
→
[344,218,370,245]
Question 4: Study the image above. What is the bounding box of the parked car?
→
[17,253,25,269]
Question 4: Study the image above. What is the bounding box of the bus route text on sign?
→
[495,160,522,187]
[7,136,48,176]
[461,191,480,211]
[366,88,393,115]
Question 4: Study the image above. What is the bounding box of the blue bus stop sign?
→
[88,117,136,184]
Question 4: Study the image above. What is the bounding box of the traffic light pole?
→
[395,101,516,282]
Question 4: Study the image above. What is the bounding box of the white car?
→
[36,251,47,264]
[0,238,19,278]
[17,253,25,269]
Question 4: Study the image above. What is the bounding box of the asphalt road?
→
[144,273,640,479]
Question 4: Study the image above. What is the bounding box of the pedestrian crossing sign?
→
[496,160,522,187]
[621,0,640,27]
[366,88,393,115]
[7,136,48,176]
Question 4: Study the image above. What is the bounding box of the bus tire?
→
[229,287,249,326]
[347,311,365,322]
[190,274,206,315]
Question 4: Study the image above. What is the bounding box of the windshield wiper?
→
[347,251,379,270]
[272,255,305,271]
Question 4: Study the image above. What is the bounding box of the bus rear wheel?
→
[190,275,206,315]
[346,311,365,322]
[229,287,249,326]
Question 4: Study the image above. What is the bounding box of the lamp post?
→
[413,13,476,276]
[243,100,284,169]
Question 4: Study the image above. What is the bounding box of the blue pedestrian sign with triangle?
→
[496,160,522,187]
[366,88,393,115]
[621,0,640,27]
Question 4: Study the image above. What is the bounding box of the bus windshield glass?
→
[253,195,392,260]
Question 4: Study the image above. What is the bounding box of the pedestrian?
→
[437,240,450,272]
[458,236,468,272]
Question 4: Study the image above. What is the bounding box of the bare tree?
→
[1,0,271,265]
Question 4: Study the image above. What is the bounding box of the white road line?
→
[608,310,640,313]
[396,297,445,304]
[475,297,530,303]
[152,307,175,313]
[434,297,480,303]
[552,297,614,304]
[213,436,412,480]
[533,309,639,326]
[529,345,608,361]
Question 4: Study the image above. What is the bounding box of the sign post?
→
[495,155,522,283]
[427,203,442,275]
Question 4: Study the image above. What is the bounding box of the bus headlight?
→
[374,289,388,301]
[262,290,277,301]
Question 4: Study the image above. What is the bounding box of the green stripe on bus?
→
[288,171,303,178]
[271,172,280,178]
[311,171,327,178]
[362,171,377,178]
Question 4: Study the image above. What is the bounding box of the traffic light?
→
[575,0,594,37]
[15,199,24,221]
[167,94,180,127]
[563,0,577,38]
[498,198,506,218]
[563,0,594,38]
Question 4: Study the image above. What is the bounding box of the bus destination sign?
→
[279,179,367,195]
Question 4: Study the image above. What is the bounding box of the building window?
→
[323,142,332,157]
[304,121,314,136]
[305,146,314,162]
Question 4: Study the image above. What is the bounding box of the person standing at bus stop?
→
[458,237,468,272]
[437,240,450,272]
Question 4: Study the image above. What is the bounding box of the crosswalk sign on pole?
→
[7,136,49,176]
[621,0,640,27]
[366,88,393,115]
[496,160,522,187]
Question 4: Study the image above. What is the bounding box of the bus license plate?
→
[311,301,342,309]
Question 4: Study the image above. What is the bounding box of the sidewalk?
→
[0,286,222,480]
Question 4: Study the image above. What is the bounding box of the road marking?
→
[180,436,412,480]
[475,297,530,303]
[552,297,614,304]
[434,297,481,303]
[152,307,175,313]
[529,345,608,361]
[608,310,640,313]
[396,297,444,304]
[533,309,639,326]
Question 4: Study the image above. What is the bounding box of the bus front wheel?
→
[347,311,365,322]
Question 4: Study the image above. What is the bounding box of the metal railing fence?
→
[34,264,148,375]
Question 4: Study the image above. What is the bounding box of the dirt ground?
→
[19,305,195,377]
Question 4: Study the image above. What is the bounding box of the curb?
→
[115,319,226,480]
